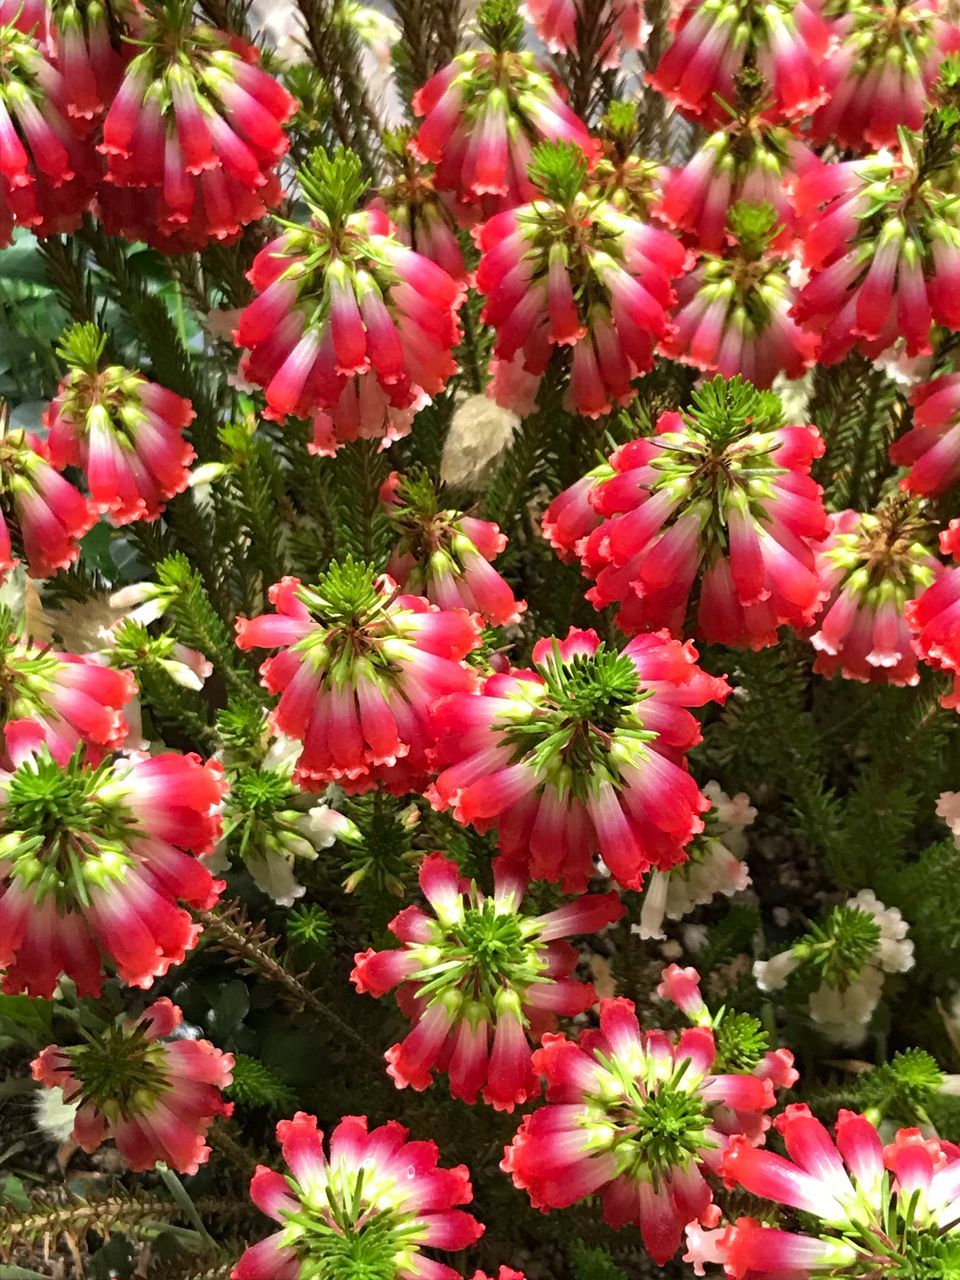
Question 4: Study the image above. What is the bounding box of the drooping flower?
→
[352,851,624,1110]
[809,0,960,152]
[502,977,785,1266]
[635,782,754,940]
[890,370,960,496]
[647,0,832,126]
[0,606,135,766]
[687,1107,960,1278]
[96,6,296,252]
[554,377,828,647]
[521,0,645,69]
[381,470,525,627]
[476,141,687,420]
[791,139,960,365]
[232,1111,484,1280]
[0,417,95,580]
[233,147,464,457]
[410,0,596,218]
[0,726,225,997]
[235,560,482,796]
[809,504,939,686]
[429,626,729,892]
[369,131,468,282]
[44,323,196,526]
[32,998,233,1175]
[905,520,960,711]
[661,202,819,387]
[0,17,101,246]
[541,461,613,563]
[45,0,133,133]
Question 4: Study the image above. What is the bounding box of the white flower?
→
[937,791,960,843]
[808,966,885,1046]
[246,850,308,909]
[753,950,801,992]
[298,804,361,849]
[847,889,914,975]
[35,1085,79,1145]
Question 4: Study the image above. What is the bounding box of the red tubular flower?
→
[647,0,832,126]
[97,8,295,252]
[521,0,645,68]
[550,377,827,647]
[0,727,225,997]
[369,133,468,283]
[809,506,939,687]
[381,470,525,627]
[502,975,785,1266]
[236,561,482,795]
[410,0,597,218]
[44,322,196,525]
[476,141,686,419]
[429,626,729,892]
[661,202,818,388]
[0,18,100,246]
[541,462,613,563]
[233,1112,483,1280]
[0,421,95,580]
[32,998,233,1175]
[891,371,960,497]
[810,0,960,152]
[792,143,960,366]
[687,1106,960,1277]
[46,0,133,133]
[0,0,45,32]
[352,851,623,1109]
[905,521,960,712]
[233,148,464,457]
[0,610,135,765]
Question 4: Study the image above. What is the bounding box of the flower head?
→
[502,973,786,1265]
[32,998,233,1175]
[0,16,100,245]
[352,851,624,1109]
[555,377,828,647]
[688,1106,960,1278]
[45,323,197,525]
[235,560,482,795]
[891,371,960,496]
[234,147,464,456]
[810,504,939,686]
[410,0,596,217]
[429,626,729,892]
[233,1111,484,1280]
[476,141,687,419]
[381,470,525,627]
[0,728,225,997]
[97,7,296,251]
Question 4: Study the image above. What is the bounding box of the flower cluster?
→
[521,0,645,68]
[906,519,960,712]
[429,626,729,891]
[33,998,233,1175]
[546,377,827,647]
[352,851,624,1109]
[892,370,960,496]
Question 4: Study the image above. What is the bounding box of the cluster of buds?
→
[44,323,197,525]
[352,851,623,1109]
[476,141,687,419]
[233,148,464,456]
[544,378,828,648]
[428,626,729,892]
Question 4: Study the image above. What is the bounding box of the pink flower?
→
[32,998,233,1175]
[689,1107,960,1277]
[647,0,833,126]
[235,563,482,795]
[369,141,468,282]
[97,14,295,252]
[0,615,135,765]
[551,377,828,647]
[234,150,464,456]
[503,972,787,1266]
[429,626,729,892]
[0,18,100,246]
[44,323,196,525]
[810,0,960,152]
[792,146,960,365]
[0,423,95,580]
[232,1112,483,1280]
[0,728,226,997]
[809,506,940,686]
[381,470,525,626]
[905,521,960,712]
[476,143,687,418]
[522,0,645,68]
[891,371,960,497]
[46,0,133,133]
[541,463,613,563]
[352,851,623,1109]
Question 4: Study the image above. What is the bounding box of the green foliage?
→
[226,1054,297,1111]
[529,141,591,205]
[476,0,524,50]
[568,1242,629,1280]
[299,147,370,224]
